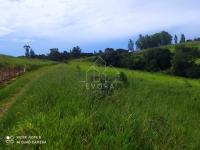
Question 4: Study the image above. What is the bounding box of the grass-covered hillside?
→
[0,58,200,149]
[165,41,200,52]
[0,55,56,71]
[99,41,200,79]
[0,56,56,113]
[135,41,200,54]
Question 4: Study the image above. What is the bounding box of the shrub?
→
[115,72,129,89]
[118,72,128,86]
[172,45,200,78]
[144,48,172,71]
[123,54,145,70]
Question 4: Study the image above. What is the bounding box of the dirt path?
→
[0,99,15,118]
[0,83,27,118]
[0,65,56,119]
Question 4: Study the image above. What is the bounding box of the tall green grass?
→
[0,55,56,71]
[0,60,200,149]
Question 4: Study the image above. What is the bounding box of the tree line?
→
[128,31,200,51]
[23,31,200,60]
[98,31,200,78]
[23,45,94,61]
[23,31,200,78]
[99,45,200,78]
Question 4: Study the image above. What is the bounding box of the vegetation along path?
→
[0,65,58,119]
[0,60,200,149]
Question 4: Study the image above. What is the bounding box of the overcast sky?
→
[0,0,200,56]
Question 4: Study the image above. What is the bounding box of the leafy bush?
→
[123,54,145,70]
[144,48,172,71]
[102,48,128,67]
[172,45,200,78]
[136,31,172,49]
[117,72,129,87]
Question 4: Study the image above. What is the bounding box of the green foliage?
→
[174,34,178,44]
[116,72,129,88]
[45,46,88,62]
[144,48,172,71]
[101,48,172,73]
[48,48,62,61]
[100,41,200,79]
[71,46,82,58]
[102,48,128,67]
[180,34,186,43]
[136,31,172,50]
[124,54,145,70]
[29,49,35,58]
[172,45,200,78]
[128,39,134,52]
[24,45,31,57]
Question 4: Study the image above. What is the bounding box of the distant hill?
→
[136,41,200,53]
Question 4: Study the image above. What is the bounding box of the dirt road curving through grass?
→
[0,65,58,119]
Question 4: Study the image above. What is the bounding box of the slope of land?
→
[0,55,56,104]
[135,41,200,54]
[0,58,199,149]
[0,55,55,71]
[0,65,58,118]
[165,41,200,51]
[0,56,56,119]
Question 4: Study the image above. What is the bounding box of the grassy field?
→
[0,57,200,149]
[0,55,56,71]
[0,55,56,104]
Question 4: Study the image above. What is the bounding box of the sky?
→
[0,0,200,56]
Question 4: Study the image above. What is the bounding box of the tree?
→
[98,50,103,56]
[135,31,172,50]
[172,45,200,78]
[159,31,172,45]
[174,35,178,44]
[24,45,31,57]
[144,48,172,71]
[128,39,134,52]
[30,49,35,58]
[123,53,145,70]
[180,34,186,43]
[102,48,115,66]
[62,51,69,60]
[194,37,200,41]
[101,48,129,67]
[136,34,143,50]
[48,48,62,61]
[71,46,81,58]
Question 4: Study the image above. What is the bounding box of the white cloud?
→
[0,0,199,43]
[0,26,13,36]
